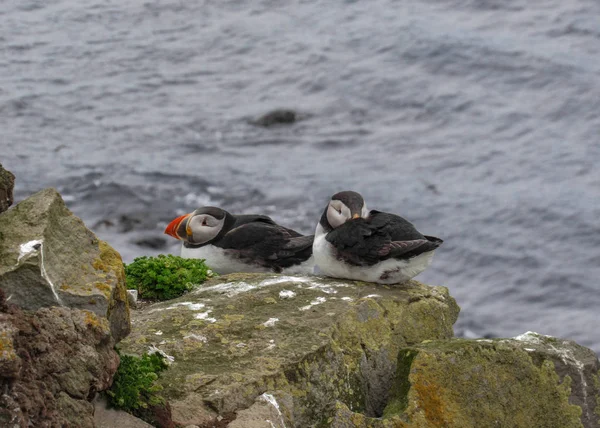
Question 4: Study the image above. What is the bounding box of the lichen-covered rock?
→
[228,392,293,428]
[119,273,459,427]
[0,188,130,341]
[0,295,119,427]
[0,163,15,214]
[511,332,600,428]
[377,334,600,428]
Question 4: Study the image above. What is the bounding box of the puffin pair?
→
[164,191,442,284]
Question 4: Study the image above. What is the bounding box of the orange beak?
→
[352,213,360,219]
[164,213,191,240]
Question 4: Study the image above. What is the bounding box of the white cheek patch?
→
[341,204,352,219]
[327,206,346,229]
[362,204,369,218]
[190,217,224,244]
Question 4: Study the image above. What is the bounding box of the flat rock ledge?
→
[120,273,460,427]
[0,188,130,341]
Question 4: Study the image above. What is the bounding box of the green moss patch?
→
[106,350,169,413]
[124,255,213,301]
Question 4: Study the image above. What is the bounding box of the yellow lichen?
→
[94,281,112,298]
[94,240,126,286]
[413,378,450,426]
[95,239,130,340]
[393,341,584,428]
[0,333,14,355]
[223,314,245,322]
[83,310,108,331]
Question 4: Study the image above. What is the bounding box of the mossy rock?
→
[119,273,459,427]
[0,163,15,214]
[377,334,600,428]
[0,188,130,341]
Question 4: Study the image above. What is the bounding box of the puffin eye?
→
[202,218,208,226]
[336,209,342,215]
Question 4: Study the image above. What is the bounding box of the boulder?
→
[0,187,130,341]
[0,163,15,214]
[362,333,599,428]
[0,294,119,427]
[119,273,459,427]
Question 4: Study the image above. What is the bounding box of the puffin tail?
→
[424,235,443,248]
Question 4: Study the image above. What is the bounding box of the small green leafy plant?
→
[106,351,168,412]
[124,254,212,301]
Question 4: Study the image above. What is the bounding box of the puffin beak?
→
[352,213,361,219]
[164,213,191,240]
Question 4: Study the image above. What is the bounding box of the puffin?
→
[313,191,442,284]
[164,206,315,275]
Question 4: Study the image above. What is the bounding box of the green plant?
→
[124,254,212,301]
[106,351,169,411]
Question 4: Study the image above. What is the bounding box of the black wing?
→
[216,221,313,272]
[232,215,303,237]
[232,214,277,227]
[325,210,442,266]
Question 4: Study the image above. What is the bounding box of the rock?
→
[94,396,154,428]
[117,214,143,233]
[0,188,130,341]
[133,235,168,250]
[371,334,600,428]
[250,109,298,127]
[119,273,459,427]
[0,163,15,214]
[228,392,292,428]
[0,297,119,427]
[127,289,139,308]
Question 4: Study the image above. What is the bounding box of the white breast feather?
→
[313,223,435,284]
[180,244,315,275]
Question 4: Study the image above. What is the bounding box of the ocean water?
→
[1,0,599,352]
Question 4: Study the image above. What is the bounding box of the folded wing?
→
[325,211,442,266]
[217,221,313,271]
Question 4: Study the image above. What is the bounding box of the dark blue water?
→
[2,0,599,352]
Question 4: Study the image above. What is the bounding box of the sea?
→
[1,0,599,352]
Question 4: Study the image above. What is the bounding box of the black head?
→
[319,190,369,232]
[165,206,236,246]
[193,206,228,220]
